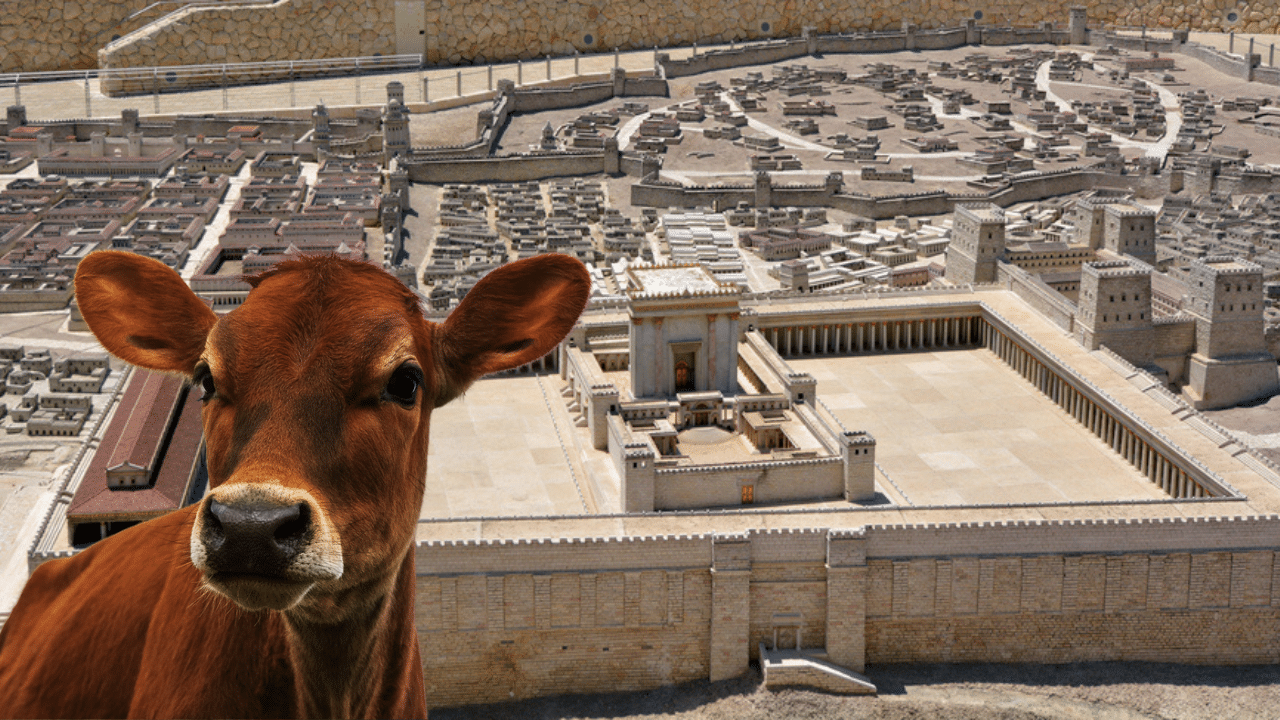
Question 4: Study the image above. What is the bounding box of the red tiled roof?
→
[68,369,203,520]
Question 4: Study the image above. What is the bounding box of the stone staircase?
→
[759,643,877,695]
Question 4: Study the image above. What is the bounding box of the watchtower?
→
[1184,256,1280,408]
[945,203,1005,284]
[1076,260,1154,366]
[311,103,331,153]
[1102,203,1157,265]
[1069,6,1088,45]
[839,431,876,501]
[382,98,410,164]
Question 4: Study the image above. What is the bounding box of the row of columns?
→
[502,351,556,375]
[982,325,1206,499]
[765,317,981,357]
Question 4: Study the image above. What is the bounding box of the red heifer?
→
[0,251,590,718]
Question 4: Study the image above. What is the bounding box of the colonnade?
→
[982,324,1208,499]
[763,316,982,357]
[500,351,557,375]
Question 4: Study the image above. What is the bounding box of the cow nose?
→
[202,499,311,577]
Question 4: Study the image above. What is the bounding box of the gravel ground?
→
[433,662,1280,720]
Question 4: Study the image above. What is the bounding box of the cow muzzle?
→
[191,484,344,611]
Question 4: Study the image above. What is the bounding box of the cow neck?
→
[282,548,418,719]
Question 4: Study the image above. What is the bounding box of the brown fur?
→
[0,251,590,719]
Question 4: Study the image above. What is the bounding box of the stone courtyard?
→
[794,348,1163,505]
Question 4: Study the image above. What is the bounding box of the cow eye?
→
[384,364,422,407]
[194,365,216,402]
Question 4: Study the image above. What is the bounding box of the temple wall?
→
[415,517,1280,710]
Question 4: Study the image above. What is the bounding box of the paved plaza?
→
[425,374,591,518]
[792,349,1167,506]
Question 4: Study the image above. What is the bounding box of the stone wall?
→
[84,0,1280,73]
[865,548,1280,664]
[415,516,1280,710]
[98,0,395,71]
[0,1,152,73]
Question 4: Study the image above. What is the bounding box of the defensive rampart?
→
[415,515,1280,710]
[631,169,1138,219]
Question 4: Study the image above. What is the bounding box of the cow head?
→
[75,251,589,619]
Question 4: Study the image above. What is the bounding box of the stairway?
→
[759,643,877,695]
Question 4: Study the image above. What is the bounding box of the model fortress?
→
[563,263,874,511]
[948,201,1280,409]
[7,4,1280,713]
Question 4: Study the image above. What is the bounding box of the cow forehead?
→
[208,259,430,380]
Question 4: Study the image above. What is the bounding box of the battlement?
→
[1103,203,1156,218]
[1082,260,1150,279]
[866,514,1280,533]
[955,203,1005,224]
[418,531,714,550]
[624,442,656,459]
[626,263,741,300]
[1192,255,1262,276]
[840,430,877,446]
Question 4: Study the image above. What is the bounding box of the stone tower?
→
[946,203,1005,284]
[779,259,810,293]
[385,80,404,105]
[1076,260,1154,366]
[754,171,772,208]
[6,105,25,132]
[1069,6,1088,45]
[1184,256,1280,408]
[839,431,876,501]
[1069,191,1130,249]
[311,103,331,153]
[121,108,139,136]
[1102,203,1157,265]
[382,97,410,164]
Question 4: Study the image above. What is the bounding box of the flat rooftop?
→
[628,265,727,296]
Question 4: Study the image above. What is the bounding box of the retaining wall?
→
[416,515,1280,710]
[90,0,1280,72]
[98,0,395,71]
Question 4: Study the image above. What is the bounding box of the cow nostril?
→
[203,501,226,545]
[273,503,309,544]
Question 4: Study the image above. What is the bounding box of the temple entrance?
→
[673,353,695,392]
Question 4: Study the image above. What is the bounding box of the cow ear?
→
[74,250,218,377]
[434,253,589,407]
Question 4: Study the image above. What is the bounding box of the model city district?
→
[6,10,1280,710]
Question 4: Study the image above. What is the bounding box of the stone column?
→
[710,533,751,682]
[706,313,719,392]
[655,318,666,395]
[826,530,867,672]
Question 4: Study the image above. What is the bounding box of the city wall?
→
[414,515,1280,710]
[406,150,611,184]
[631,169,1137,219]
